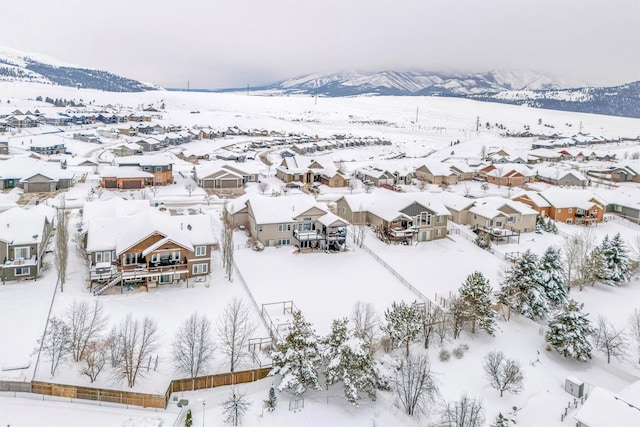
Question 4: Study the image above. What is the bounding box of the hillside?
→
[0,46,159,92]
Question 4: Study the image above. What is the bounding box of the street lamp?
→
[202,400,206,427]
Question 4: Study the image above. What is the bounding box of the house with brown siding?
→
[539,188,605,225]
[468,197,538,233]
[512,191,552,218]
[84,198,215,294]
[115,154,174,186]
[485,164,534,187]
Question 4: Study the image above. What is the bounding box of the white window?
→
[566,219,573,224]
[278,224,291,232]
[436,216,444,224]
[15,267,30,276]
[155,167,162,172]
[507,216,515,223]
[195,246,206,256]
[95,252,103,263]
[340,207,346,214]
[14,246,30,260]
[557,209,562,213]
[155,177,162,183]
[278,239,291,245]
[192,263,208,274]
[257,225,263,232]
[568,208,573,213]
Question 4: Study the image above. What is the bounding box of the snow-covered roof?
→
[115,153,175,167]
[317,212,348,227]
[86,204,214,254]
[339,191,450,220]
[0,156,74,180]
[540,188,605,209]
[528,148,563,159]
[486,163,534,177]
[511,190,551,208]
[100,166,153,179]
[535,166,587,182]
[574,387,640,427]
[0,205,55,245]
[438,191,477,211]
[594,188,640,210]
[419,161,457,176]
[470,197,538,219]
[247,195,328,225]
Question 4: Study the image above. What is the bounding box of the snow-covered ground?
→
[1,82,640,426]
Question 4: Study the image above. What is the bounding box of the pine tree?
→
[490,412,515,427]
[600,233,632,285]
[270,310,322,395]
[184,409,192,427]
[498,250,549,320]
[459,271,496,335]
[383,301,423,357]
[539,246,568,307]
[263,384,277,412]
[545,299,594,362]
[323,318,380,405]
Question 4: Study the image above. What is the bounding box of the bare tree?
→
[393,354,439,416]
[65,300,106,362]
[54,198,69,291]
[258,182,270,194]
[437,394,485,427]
[38,316,70,376]
[113,314,160,388]
[222,203,234,281]
[350,301,380,354]
[479,145,488,161]
[351,223,369,248]
[423,304,446,349]
[95,187,105,199]
[629,309,640,364]
[416,179,428,192]
[185,181,196,196]
[149,185,160,199]
[106,326,123,368]
[348,179,358,194]
[564,229,599,290]
[80,339,108,382]
[217,298,256,372]
[172,312,215,379]
[482,351,524,397]
[222,389,251,426]
[594,316,628,363]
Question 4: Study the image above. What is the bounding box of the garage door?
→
[104,179,117,189]
[27,182,51,193]
[122,180,142,189]
[202,180,214,189]
[221,179,239,188]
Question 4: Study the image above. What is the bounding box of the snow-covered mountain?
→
[0,46,159,92]
[259,70,576,97]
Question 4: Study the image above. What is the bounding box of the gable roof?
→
[539,188,606,209]
[0,205,55,245]
[247,195,328,225]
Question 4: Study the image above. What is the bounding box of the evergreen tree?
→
[270,310,322,395]
[323,318,380,405]
[539,246,568,307]
[459,271,496,335]
[263,384,277,412]
[498,250,549,320]
[383,301,423,357]
[490,412,515,427]
[545,299,594,362]
[583,246,606,286]
[184,409,192,427]
[600,233,632,285]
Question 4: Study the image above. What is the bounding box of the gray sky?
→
[2,0,639,89]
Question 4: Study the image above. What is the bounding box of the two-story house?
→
[335,192,450,244]
[538,188,606,225]
[114,154,174,186]
[233,195,348,251]
[0,205,55,282]
[83,198,216,294]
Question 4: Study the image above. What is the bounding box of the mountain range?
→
[1,47,638,118]
[0,47,158,92]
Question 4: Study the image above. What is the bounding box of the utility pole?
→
[247,84,250,96]
[415,107,419,131]
[187,81,190,92]
[476,116,480,132]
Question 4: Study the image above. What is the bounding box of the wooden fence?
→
[29,367,271,410]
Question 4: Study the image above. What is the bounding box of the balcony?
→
[294,230,323,242]
[3,256,38,267]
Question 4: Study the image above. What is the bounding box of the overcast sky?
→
[2,0,638,89]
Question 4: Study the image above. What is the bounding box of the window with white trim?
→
[192,263,208,274]
[14,246,30,260]
[568,208,573,213]
[278,224,291,232]
[155,167,162,172]
[195,246,206,256]
[278,239,291,245]
[15,267,30,276]
[155,177,162,183]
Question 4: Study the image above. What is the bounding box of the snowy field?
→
[0,82,640,426]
